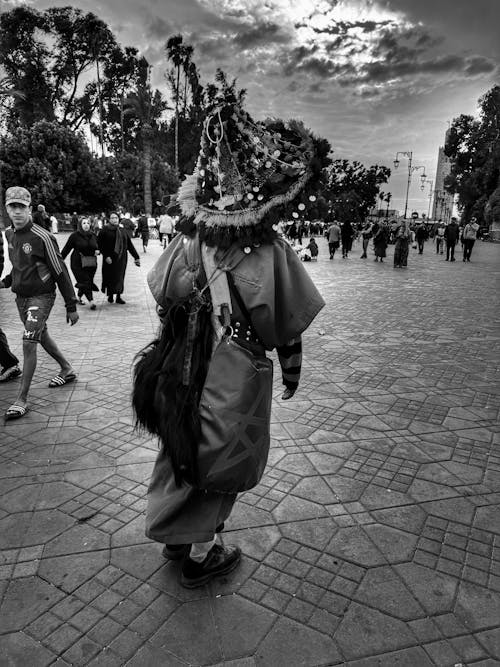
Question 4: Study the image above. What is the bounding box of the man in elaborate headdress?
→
[133,103,328,588]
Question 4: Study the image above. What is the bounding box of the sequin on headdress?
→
[177,104,323,246]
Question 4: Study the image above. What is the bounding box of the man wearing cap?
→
[0,186,79,421]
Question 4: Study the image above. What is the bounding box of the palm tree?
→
[86,16,114,156]
[165,35,184,172]
[124,81,168,216]
[182,44,194,117]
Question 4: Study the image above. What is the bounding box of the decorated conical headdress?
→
[177,103,326,247]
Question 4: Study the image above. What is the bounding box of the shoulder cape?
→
[147,235,325,350]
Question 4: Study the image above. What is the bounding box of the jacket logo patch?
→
[22,243,32,254]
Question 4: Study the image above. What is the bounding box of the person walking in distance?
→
[341,219,354,258]
[0,227,22,383]
[435,220,445,254]
[136,212,149,252]
[61,218,100,310]
[392,219,411,268]
[158,211,175,249]
[33,204,51,231]
[372,220,389,263]
[327,219,341,259]
[360,221,373,259]
[462,217,479,262]
[415,224,427,254]
[444,217,460,262]
[0,187,79,421]
[98,212,140,304]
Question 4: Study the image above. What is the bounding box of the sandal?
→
[5,404,29,421]
[48,373,77,388]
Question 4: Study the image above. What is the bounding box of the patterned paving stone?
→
[335,602,416,661]
[0,235,499,665]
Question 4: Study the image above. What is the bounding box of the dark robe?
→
[97,224,139,295]
[61,231,99,300]
[144,233,325,544]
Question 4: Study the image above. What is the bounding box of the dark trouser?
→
[436,238,443,253]
[361,238,369,257]
[328,241,338,258]
[141,232,149,247]
[463,239,475,260]
[0,327,19,370]
[446,241,455,261]
[417,240,424,254]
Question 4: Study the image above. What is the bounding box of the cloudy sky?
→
[6,0,500,213]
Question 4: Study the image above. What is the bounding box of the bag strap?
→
[226,271,252,323]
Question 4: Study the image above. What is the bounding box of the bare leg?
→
[15,341,37,406]
[40,329,74,376]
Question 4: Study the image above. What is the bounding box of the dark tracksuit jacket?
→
[3,222,77,312]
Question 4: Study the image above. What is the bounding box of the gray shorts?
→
[16,293,56,343]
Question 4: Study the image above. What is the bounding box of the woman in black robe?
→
[97,212,140,304]
[61,218,99,310]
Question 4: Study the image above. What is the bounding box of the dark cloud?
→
[464,56,497,76]
[356,53,498,83]
[145,15,174,40]
[296,57,338,78]
[279,44,319,76]
[195,34,229,59]
[233,21,289,50]
[372,26,439,61]
[308,81,325,94]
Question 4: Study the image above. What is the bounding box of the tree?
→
[0,6,54,126]
[165,35,185,172]
[0,121,116,212]
[325,160,391,222]
[100,47,149,155]
[124,83,170,215]
[0,6,117,134]
[445,85,500,223]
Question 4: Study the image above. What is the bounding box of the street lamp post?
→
[393,151,427,219]
[385,192,392,220]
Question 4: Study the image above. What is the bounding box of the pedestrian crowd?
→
[282,214,482,269]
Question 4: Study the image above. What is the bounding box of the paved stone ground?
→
[0,232,499,667]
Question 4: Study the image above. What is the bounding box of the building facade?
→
[432,133,455,222]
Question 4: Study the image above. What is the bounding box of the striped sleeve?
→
[276,336,302,390]
[32,226,77,311]
[32,225,63,275]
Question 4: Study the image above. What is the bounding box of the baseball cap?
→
[5,186,31,206]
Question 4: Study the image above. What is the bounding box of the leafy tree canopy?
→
[0,120,111,210]
[445,85,500,223]
[325,159,391,222]
[0,6,117,129]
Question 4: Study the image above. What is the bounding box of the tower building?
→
[432,130,455,222]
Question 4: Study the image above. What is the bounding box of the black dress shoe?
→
[115,296,126,304]
[107,295,114,303]
[181,544,241,588]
